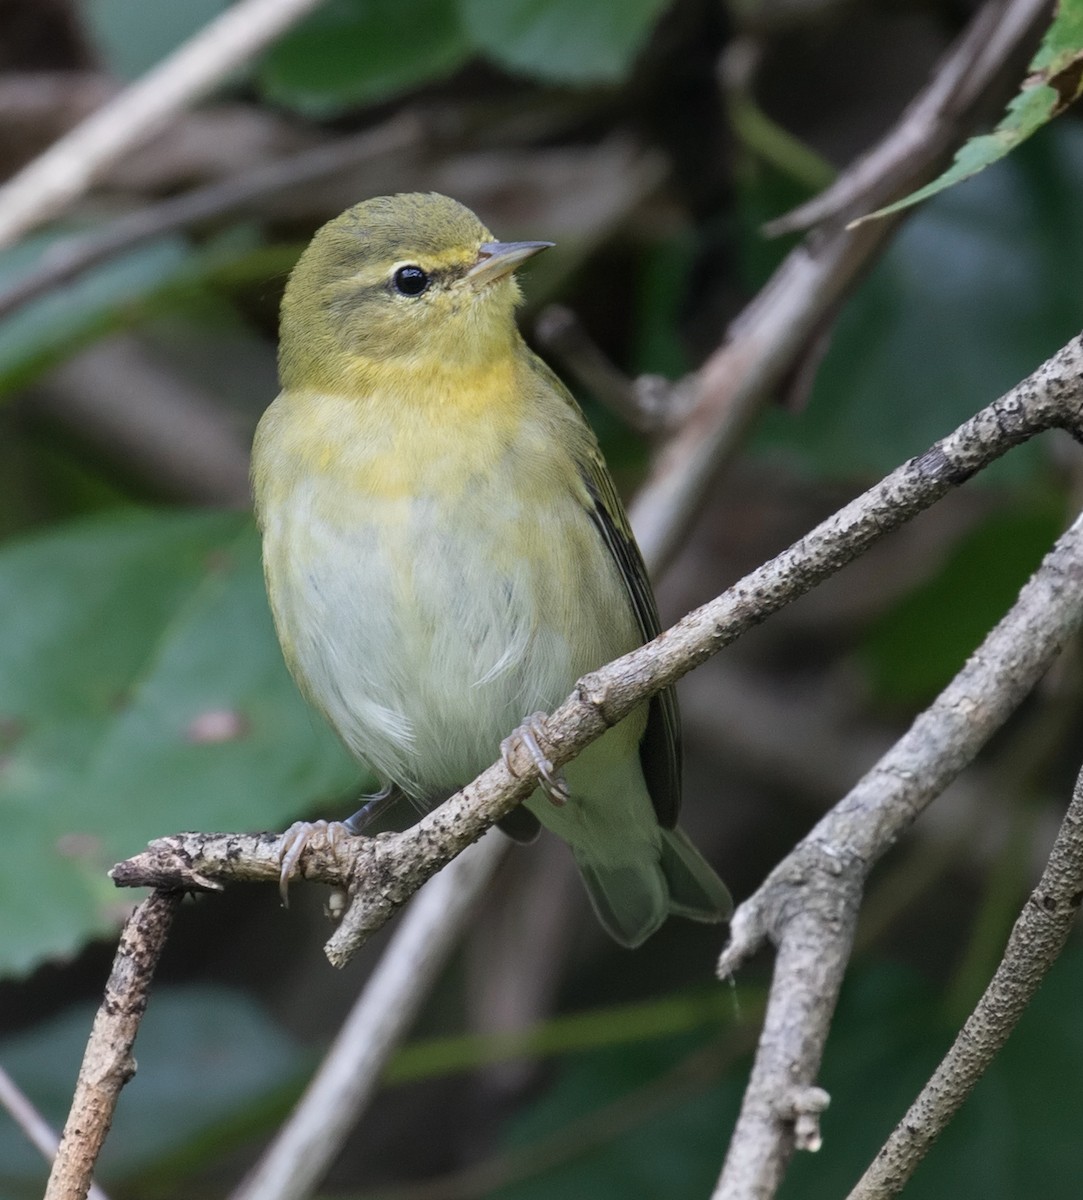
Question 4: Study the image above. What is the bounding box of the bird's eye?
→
[392,265,429,296]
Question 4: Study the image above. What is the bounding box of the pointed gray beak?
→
[467,240,554,287]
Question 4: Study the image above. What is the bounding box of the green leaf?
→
[258,0,471,116]
[855,0,1083,225]
[0,234,192,394]
[458,0,671,83]
[0,986,308,1195]
[1031,0,1083,77]
[0,510,358,977]
[85,0,230,80]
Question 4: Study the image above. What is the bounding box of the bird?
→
[251,192,731,947]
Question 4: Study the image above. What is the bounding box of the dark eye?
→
[393,265,429,296]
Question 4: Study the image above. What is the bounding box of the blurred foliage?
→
[1,0,1082,1197]
[451,949,1083,1200]
[0,985,310,1197]
[85,0,230,80]
[259,0,473,116]
[0,233,194,391]
[0,511,357,975]
[755,123,1083,480]
[861,502,1067,706]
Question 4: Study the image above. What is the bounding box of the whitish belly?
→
[262,482,637,799]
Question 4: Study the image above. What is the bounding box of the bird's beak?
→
[467,240,554,287]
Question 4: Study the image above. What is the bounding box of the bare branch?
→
[631,0,1051,573]
[0,0,325,252]
[230,833,508,1200]
[712,499,1083,1197]
[44,892,180,1200]
[112,335,1083,966]
[762,0,1046,236]
[846,762,1083,1199]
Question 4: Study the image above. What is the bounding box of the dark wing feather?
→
[579,470,682,829]
[525,354,682,828]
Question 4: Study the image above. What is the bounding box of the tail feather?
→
[659,827,733,923]
[574,827,731,949]
[576,859,668,948]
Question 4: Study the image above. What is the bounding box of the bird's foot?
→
[501,712,569,807]
[278,819,352,904]
[278,783,401,903]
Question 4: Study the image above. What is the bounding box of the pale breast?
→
[256,401,639,799]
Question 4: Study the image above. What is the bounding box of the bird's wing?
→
[527,354,682,829]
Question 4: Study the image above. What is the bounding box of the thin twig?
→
[0,0,325,252]
[0,115,422,322]
[630,0,1050,574]
[44,892,180,1200]
[0,1065,111,1200]
[111,336,1083,961]
[230,833,508,1200]
[846,762,1083,1199]
[533,304,679,435]
[762,0,1046,236]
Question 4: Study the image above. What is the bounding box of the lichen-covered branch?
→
[43,892,179,1200]
[711,501,1083,1198]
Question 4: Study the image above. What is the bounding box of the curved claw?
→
[278,783,399,904]
[278,819,349,905]
[501,712,570,807]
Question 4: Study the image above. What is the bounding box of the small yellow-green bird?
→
[252,192,731,946]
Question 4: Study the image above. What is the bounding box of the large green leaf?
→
[458,0,671,83]
[0,510,358,977]
[0,985,308,1196]
[258,0,471,116]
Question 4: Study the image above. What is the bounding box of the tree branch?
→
[43,892,180,1200]
[761,0,1046,236]
[0,0,325,252]
[229,833,508,1200]
[711,497,1083,1197]
[845,761,1083,1199]
[630,0,1050,573]
[0,115,422,322]
[0,1066,111,1200]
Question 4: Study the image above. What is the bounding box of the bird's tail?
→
[574,827,732,949]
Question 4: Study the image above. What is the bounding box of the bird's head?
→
[278,192,552,393]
